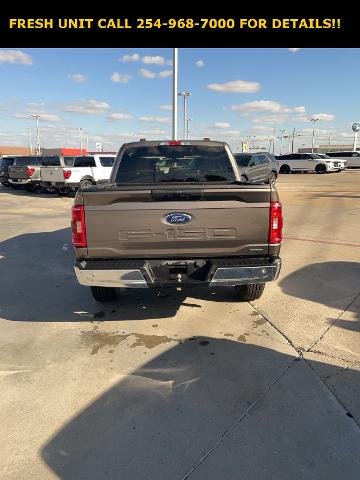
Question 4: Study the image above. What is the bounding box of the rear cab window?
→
[115,144,236,184]
[13,156,43,166]
[73,156,96,167]
[0,158,15,168]
[41,156,61,166]
[99,156,115,167]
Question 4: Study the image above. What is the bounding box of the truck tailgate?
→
[9,166,34,179]
[41,167,65,182]
[81,185,272,258]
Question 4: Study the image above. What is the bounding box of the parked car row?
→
[0,153,116,195]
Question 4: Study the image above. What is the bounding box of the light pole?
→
[291,128,302,153]
[310,118,319,153]
[84,130,89,152]
[178,91,191,139]
[26,128,33,155]
[172,48,178,140]
[185,117,191,140]
[79,127,83,154]
[352,123,360,151]
[272,123,276,154]
[279,129,286,155]
[328,131,332,148]
[30,114,41,155]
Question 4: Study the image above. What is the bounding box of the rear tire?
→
[315,164,327,174]
[25,184,37,193]
[235,283,265,301]
[266,171,277,185]
[240,175,248,182]
[57,187,70,196]
[80,179,94,189]
[91,286,118,302]
[279,165,290,174]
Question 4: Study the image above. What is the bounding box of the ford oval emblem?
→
[164,212,192,225]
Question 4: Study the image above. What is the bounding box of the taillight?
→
[26,167,35,177]
[63,170,72,180]
[159,141,190,146]
[71,205,87,247]
[269,201,283,244]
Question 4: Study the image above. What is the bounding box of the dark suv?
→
[0,157,16,186]
[234,152,278,184]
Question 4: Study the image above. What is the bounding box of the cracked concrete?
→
[1,173,360,479]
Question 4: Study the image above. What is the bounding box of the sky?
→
[0,48,359,153]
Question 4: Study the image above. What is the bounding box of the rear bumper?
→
[41,181,78,188]
[74,256,281,288]
[9,178,32,185]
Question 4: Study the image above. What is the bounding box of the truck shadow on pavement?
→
[40,338,360,480]
[0,228,244,323]
[279,261,360,330]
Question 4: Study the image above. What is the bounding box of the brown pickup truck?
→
[71,140,282,302]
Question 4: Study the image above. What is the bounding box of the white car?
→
[326,151,360,168]
[40,153,116,195]
[276,153,346,174]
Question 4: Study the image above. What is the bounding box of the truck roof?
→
[122,140,227,148]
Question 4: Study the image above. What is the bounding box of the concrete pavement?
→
[0,172,359,479]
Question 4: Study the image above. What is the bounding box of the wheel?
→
[80,179,94,189]
[91,286,118,302]
[235,283,265,301]
[240,175,248,182]
[10,183,22,189]
[25,184,37,192]
[57,187,70,196]
[315,164,327,174]
[266,171,277,185]
[279,165,290,174]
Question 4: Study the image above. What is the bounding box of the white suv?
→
[276,153,346,174]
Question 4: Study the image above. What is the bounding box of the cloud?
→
[120,53,140,62]
[108,113,133,120]
[251,125,274,132]
[159,70,172,78]
[0,50,33,65]
[68,73,87,83]
[213,122,231,128]
[311,113,335,121]
[26,102,45,109]
[159,104,172,111]
[13,112,61,122]
[288,48,300,52]
[139,129,168,135]
[231,100,288,113]
[139,68,156,79]
[294,106,306,113]
[301,128,331,136]
[142,55,165,65]
[292,115,310,122]
[110,72,133,83]
[63,99,110,115]
[196,60,205,67]
[139,116,170,124]
[252,114,289,124]
[207,80,260,93]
